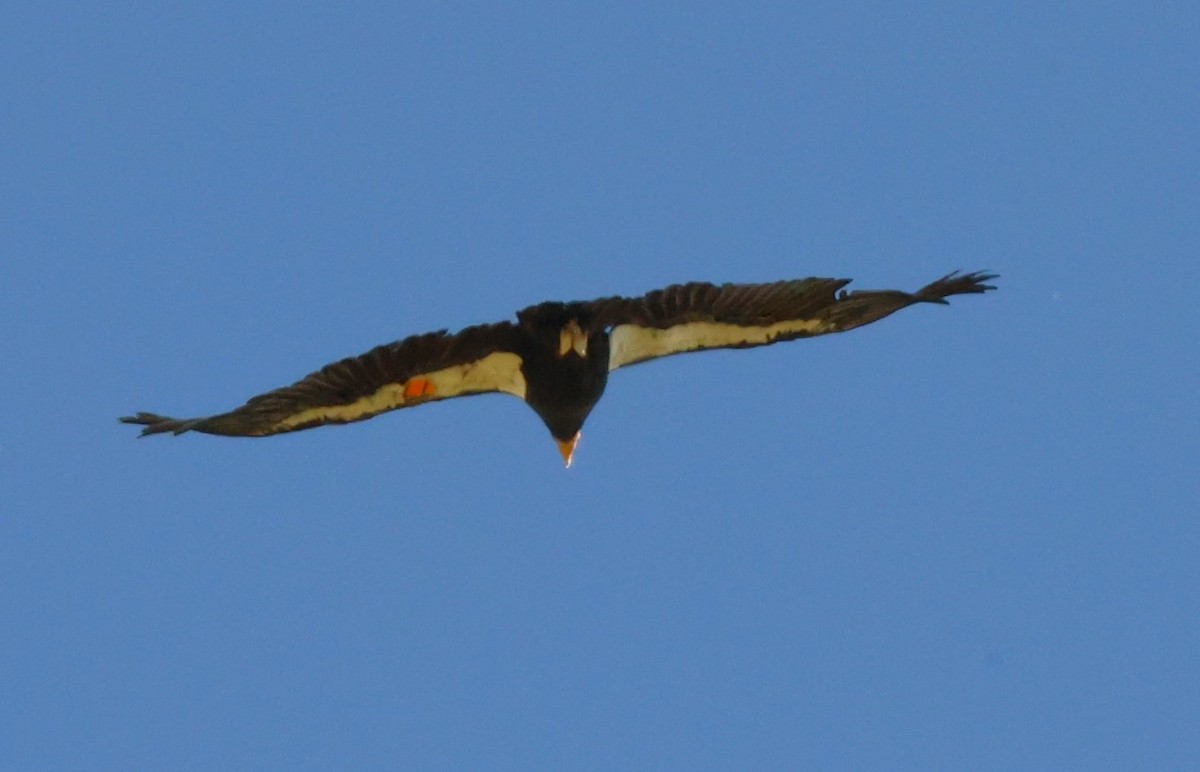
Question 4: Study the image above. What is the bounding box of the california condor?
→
[121,270,997,466]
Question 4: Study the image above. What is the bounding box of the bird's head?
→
[536,409,588,468]
[554,431,582,468]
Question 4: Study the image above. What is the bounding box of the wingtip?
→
[916,270,999,303]
[119,412,198,437]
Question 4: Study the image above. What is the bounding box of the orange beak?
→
[555,432,580,468]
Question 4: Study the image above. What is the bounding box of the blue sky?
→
[4,3,1198,769]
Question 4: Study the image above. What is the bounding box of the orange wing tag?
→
[402,377,437,400]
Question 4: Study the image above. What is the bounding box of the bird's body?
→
[121,271,997,465]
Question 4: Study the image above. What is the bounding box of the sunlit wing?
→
[592,271,997,371]
[120,322,526,437]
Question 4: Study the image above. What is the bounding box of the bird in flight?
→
[121,270,997,466]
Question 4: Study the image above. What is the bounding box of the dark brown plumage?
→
[121,270,997,465]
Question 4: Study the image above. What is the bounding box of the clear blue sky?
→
[4,3,1197,769]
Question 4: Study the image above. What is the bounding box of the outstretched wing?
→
[120,322,526,437]
[591,271,997,371]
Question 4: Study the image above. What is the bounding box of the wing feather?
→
[595,271,997,370]
[120,322,526,437]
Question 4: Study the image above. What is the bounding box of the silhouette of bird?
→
[121,270,997,466]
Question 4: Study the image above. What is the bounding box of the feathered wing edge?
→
[120,321,523,437]
[591,270,997,327]
[586,276,851,329]
[119,412,205,436]
[818,270,998,330]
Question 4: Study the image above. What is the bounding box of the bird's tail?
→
[119,412,204,437]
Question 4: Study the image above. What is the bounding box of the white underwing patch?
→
[278,351,526,428]
[608,318,834,370]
